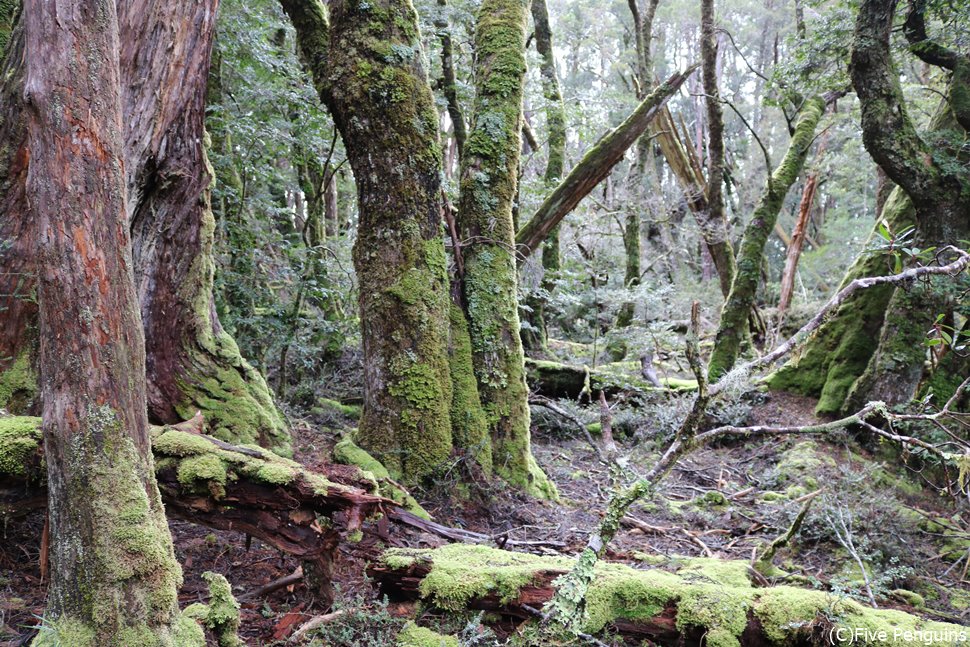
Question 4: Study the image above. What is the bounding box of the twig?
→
[289,609,348,643]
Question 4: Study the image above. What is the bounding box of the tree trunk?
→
[24,0,183,641]
[771,0,970,413]
[700,0,736,297]
[0,4,291,454]
[707,97,825,380]
[0,21,36,415]
[843,0,970,408]
[121,0,290,454]
[514,68,694,259]
[521,0,567,352]
[457,0,556,500]
[281,0,456,484]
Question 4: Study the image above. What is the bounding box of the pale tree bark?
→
[457,0,557,499]
[281,0,458,483]
[24,0,184,642]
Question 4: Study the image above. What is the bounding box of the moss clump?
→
[396,621,459,647]
[0,351,38,413]
[0,415,42,478]
[316,397,362,419]
[774,441,835,489]
[333,436,430,519]
[381,545,965,643]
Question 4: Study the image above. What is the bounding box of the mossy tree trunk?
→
[521,0,567,352]
[771,0,970,413]
[708,97,825,380]
[0,4,291,454]
[121,0,290,454]
[24,0,183,641]
[842,0,970,408]
[700,0,736,298]
[281,0,456,484]
[456,0,557,500]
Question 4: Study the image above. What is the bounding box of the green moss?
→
[177,454,228,488]
[774,441,835,489]
[890,590,925,607]
[0,350,38,413]
[396,622,459,647]
[447,304,491,474]
[200,572,243,647]
[333,436,430,519]
[384,545,965,643]
[0,416,42,478]
[317,397,362,419]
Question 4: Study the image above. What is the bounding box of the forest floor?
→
[2,387,968,645]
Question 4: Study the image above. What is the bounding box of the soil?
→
[1,390,967,645]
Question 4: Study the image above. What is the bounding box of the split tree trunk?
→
[281,0,457,483]
[24,0,183,641]
[707,97,825,380]
[457,0,556,499]
[0,5,290,454]
[121,0,290,454]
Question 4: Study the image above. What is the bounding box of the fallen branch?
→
[515,66,697,258]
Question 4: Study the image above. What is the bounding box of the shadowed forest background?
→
[0,0,969,644]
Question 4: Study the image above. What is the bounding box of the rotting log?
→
[525,359,696,400]
[0,416,383,605]
[367,544,966,645]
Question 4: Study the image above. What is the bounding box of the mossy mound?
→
[396,621,459,647]
[333,436,430,520]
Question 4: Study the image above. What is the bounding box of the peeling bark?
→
[24,0,182,639]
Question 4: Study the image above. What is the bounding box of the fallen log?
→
[525,359,696,400]
[367,544,965,645]
[0,416,384,605]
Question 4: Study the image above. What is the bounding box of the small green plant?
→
[307,594,405,647]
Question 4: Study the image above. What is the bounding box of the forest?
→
[0,0,969,643]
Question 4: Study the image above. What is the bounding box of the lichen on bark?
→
[708,96,825,381]
[281,0,456,484]
[456,0,556,500]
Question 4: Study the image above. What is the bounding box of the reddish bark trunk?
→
[24,0,182,639]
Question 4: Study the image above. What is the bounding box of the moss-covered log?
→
[514,67,695,259]
[368,544,964,646]
[281,0,456,483]
[456,0,556,499]
[708,97,826,380]
[525,359,696,400]
[0,417,384,605]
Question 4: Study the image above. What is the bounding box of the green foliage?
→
[305,594,405,647]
